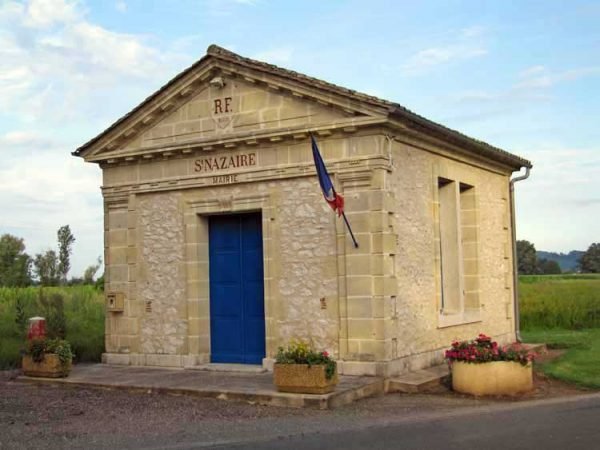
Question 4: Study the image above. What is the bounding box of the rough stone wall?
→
[138,192,187,354]
[388,140,515,362]
[275,178,339,353]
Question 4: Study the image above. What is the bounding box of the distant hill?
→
[537,250,585,272]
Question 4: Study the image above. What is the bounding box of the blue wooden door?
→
[209,213,265,364]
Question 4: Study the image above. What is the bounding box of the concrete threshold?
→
[188,363,267,374]
[386,364,450,393]
[17,364,383,410]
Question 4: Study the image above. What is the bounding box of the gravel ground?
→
[0,364,589,450]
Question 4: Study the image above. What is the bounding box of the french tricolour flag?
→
[310,134,358,248]
[311,135,344,217]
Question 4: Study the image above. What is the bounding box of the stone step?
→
[187,363,267,374]
[386,364,450,393]
[18,364,382,410]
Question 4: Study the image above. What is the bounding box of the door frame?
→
[183,194,274,366]
[208,211,265,364]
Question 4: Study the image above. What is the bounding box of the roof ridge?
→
[206,44,397,109]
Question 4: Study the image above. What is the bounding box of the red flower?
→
[322,351,329,358]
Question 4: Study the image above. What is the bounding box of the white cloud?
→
[252,47,293,64]
[516,65,600,89]
[515,145,600,252]
[0,0,199,275]
[0,137,103,276]
[519,65,546,78]
[460,25,485,38]
[403,46,487,74]
[0,0,189,123]
[400,25,487,75]
[0,130,57,149]
[204,0,257,17]
[115,0,126,13]
[24,0,80,29]
[447,63,600,121]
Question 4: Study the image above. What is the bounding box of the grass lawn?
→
[522,328,600,389]
[519,275,600,389]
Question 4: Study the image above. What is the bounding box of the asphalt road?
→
[211,394,600,450]
[2,377,597,450]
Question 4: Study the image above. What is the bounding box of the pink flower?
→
[322,351,329,358]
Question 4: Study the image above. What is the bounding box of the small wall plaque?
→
[106,292,125,312]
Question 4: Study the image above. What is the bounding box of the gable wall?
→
[121,79,354,153]
[382,138,515,373]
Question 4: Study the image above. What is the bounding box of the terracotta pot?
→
[22,354,72,378]
[273,363,338,394]
[452,361,533,396]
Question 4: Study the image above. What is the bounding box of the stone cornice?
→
[101,155,391,199]
[95,117,386,166]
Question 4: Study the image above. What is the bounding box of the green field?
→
[0,286,104,369]
[519,274,600,388]
[1,275,599,388]
[519,274,600,329]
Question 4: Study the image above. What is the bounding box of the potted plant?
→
[445,334,535,396]
[22,338,73,378]
[274,340,338,394]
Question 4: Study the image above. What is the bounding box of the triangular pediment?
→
[75,45,531,170]
[122,79,362,154]
[76,47,389,162]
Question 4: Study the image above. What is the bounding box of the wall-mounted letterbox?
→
[106,292,125,312]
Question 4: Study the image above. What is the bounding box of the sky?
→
[1,0,599,277]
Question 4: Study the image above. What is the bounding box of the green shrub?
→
[0,338,22,369]
[276,339,337,379]
[0,286,105,368]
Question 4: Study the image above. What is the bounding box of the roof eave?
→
[390,107,532,170]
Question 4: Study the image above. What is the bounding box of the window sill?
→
[437,309,481,328]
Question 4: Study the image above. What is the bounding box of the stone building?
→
[74,45,531,376]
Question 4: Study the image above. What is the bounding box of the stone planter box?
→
[273,363,338,394]
[22,354,72,378]
[452,361,533,396]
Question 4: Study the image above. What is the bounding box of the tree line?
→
[517,240,600,275]
[0,226,102,288]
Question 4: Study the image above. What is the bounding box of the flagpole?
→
[330,184,359,248]
[341,211,359,248]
